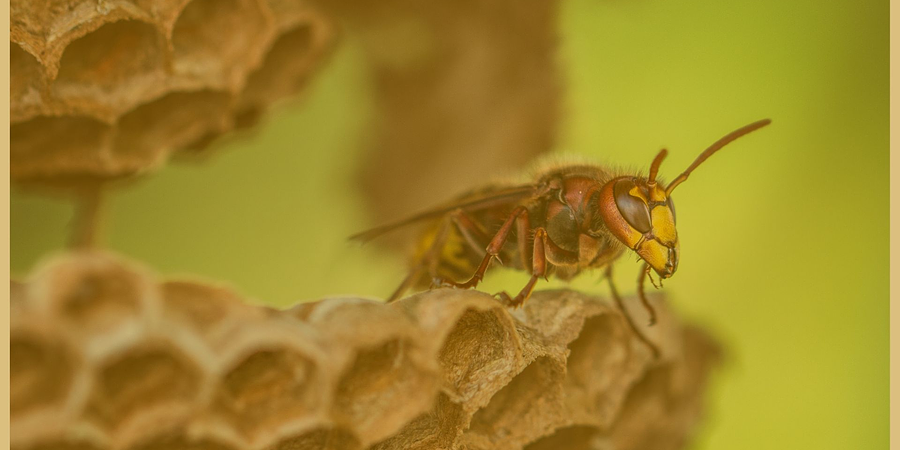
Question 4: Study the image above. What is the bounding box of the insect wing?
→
[349,185,537,243]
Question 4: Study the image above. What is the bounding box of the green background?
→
[12,0,887,448]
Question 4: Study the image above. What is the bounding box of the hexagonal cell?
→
[113,90,232,165]
[565,314,639,423]
[605,328,721,450]
[263,427,360,450]
[160,281,254,342]
[524,425,601,450]
[567,315,621,386]
[171,0,269,83]
[215,346,319,438]
[55,19,162,86]
[11,331,78,416]
[437,308,520,406]
[238,24,313,110]
[333,338,434,442]
[468,356,566,447]
[53,19,165,116]
[11,115,112,180]
[36,254,147,335]
[11,42,44,122]
[86,343,203,429]
[369,393,464,450]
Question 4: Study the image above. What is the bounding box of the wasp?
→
[352,119,770,356]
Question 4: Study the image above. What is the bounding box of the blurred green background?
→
[11,0,887,448]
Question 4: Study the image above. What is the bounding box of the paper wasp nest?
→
[10,0,334,185]
[11,251,721,450]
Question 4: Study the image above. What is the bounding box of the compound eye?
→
[613,179,651,233]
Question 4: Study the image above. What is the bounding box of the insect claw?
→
[491,254,503,266]
[493,291,526,308]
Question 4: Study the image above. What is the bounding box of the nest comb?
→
[10,0,335,186]
[11,251,721,450]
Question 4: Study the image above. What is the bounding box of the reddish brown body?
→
[407,165,625,291]
[352,119,772,358]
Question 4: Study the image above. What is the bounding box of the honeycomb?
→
[11,251,721,450]
[10,0,335,185]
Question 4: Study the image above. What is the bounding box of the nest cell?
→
[11,115,111,180]
[113,90,231,164]
[11,332,77,417]
[565,313,640,423]
[437,308,519,404]
[469,356,566,446]
[333,338,435,443]
[171,0,268,82]
[33,253,151,337]
[369,393,464,450]
[53,19,165,116]
[86,343,203,429]
[216,346,319,438]
[160,281,253,342]
[239,24,313,110]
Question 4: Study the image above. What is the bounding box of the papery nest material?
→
[12,251,721,450]
[11,0,336,187]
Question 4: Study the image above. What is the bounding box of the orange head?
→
[597,119,771,278]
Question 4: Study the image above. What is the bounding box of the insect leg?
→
[387,217,453,302]
[605,264,661,359]
[445,205,528,289]
[637,263,659,326]
[495,227,548,308]
[516,207,533,272]
[449,209,492,254]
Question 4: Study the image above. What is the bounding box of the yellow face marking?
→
[636,239,669,274]
[647,184,677,245]
[601,176,680,277]
[628,185,649,203]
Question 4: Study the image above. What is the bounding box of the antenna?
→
[648,149,667,184]
[666,119,771,195]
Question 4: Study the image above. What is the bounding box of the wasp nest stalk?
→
[11,251,721,450]
[67,184,105,249]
